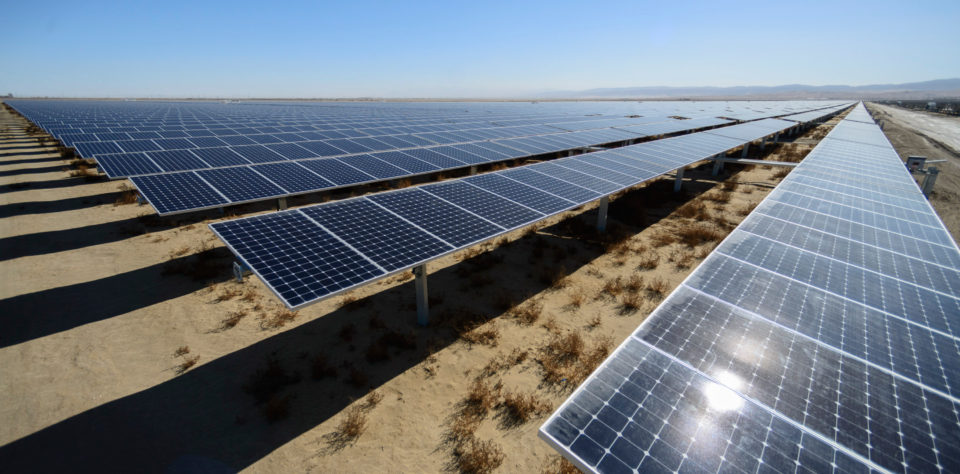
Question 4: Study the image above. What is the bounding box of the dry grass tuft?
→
[464,379,501,417]
[620,292,643,312]
[542,456,584,474]
[636,252,661,270]
[721,180,740,192]
[500,390,552,425]
[173,346,190,357]
[453,438,505,474]
[567,288,586,308]
[541,333,612,388]
[674,200,709,220]
[646,277,669,299]
[704,190,732,204]
[670,248,696,269]
[175,356,200,375]
[587,314,602,329]
[311,354,338,380]
[510,300,543,326]
[219,310,247,331]
[333,405,368,444]
[624,274,644,293]
[773,168,791,179]
[114,187,139,205]
[539,266,569,290]
[600,277,624,298]
[364,390,384,409]
[215,286,244,302]
[460,323,500,347]
[676,223,725,247]
[478,349,528,379]
[649,230,678,247]
[260,309,298,330]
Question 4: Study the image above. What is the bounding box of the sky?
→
[1,0,958,98]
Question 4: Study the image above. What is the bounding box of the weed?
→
[114,188,138,205]
[650,230,678,247]
[601,277,623,297]
[240,289,258,302]
[620,292,643,312]
[453,438,504,474]
[670,249,695,269]
[311,354,338,380]
[262,394,291,423]
[675,200,709,220]
[243,358,300,403]
[567,288,586,308]
[510,300,542,326]
[173,346,190,357]
[542,317,561,335]
[219,310,247,331]
[539,266,568,290]
[773,168,791,179]
[364,390,384,409]
[336,405,368,442]
[704,190,732,204]
[636,253,661,270]
[175,356,200,375]
[721,180,740,192]
[541,455,583,474]
[464,379,500,417]
[587,314,602,329]
[676,223,724,247]
[260,309,298,330]
[646,277,669,299]
[460,323,500,347]
[215,286,243,302]
[624,275,644,293]
[448,411,482,444]
[500,391,552,425]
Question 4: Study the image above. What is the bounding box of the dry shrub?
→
[262,394,291,423]
[742,186,754,195]
[243,358,300,403]
[542,317,561,335]
[364,390,384,409]
[601,277,623,297]
[510,300,543,325]
[348,366,369,388]
[541,333,612,388]
[773,168,791,179]
[541,456,583,474]
[215,286,243,302]
[114,188,138,205]
[219,310,247,331]
[676,223,724,247]
[636,253,660,270]
[449,411,482,444]
[173,346,190,357]
[620,292,643,312]
[260,309,298,330]
[171,246,191,257]
[523,224,541,238]
[567,288,586,308]
[587,314,602,329]
[721,180,740,192]
[175,356,200,375]
[493,291,518,312]
[646,277,669,299]
[694,246,713,259]
[605,239,632,256]
[670,249,695,269]
[736,203,758,217]
[460,323,500,347]
[500,391,552,425]
[675,200,709,220]
[624,275,644,293]
[311,354,338,380]
[464,380,500,417]
[478,349,529,379]
[704,190,732,204]
[649,230,677,247]
[454,438,505,474]
[336,405,368,442]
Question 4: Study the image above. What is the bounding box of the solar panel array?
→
[539,103,960,473]
[7,100,848,215]
[208,111,833,309]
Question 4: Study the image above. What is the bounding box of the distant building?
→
[927,101,937,110]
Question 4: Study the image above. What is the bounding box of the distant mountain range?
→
[537,79,960,100]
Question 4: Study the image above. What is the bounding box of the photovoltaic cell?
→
[299,158,375,186]
[131,172,227,214]
[251,162,335,193]
[368,188,504,247]
[421,181,543,229]
[197,167,286,202]
[147,149,209,172]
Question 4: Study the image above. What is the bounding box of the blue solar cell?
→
[157,130,190,138]
[153,138,195,150]
[218,135,258,146]
[452,143,510,162]
[97,152,163,178]
[299,158,375,186]
[230,145,284,164]
[265,143,317,160]
[500,167,600,204]
[146,149,209,172]
[127,131,162,140]
[210,211,385,307]
[530,162,621,194]
[271,132,308,142]
[115,139,162,153]
[428,146,488,165]
[197,167,286,202]
[188,136,229,148]
[190,147,250,167]
[297,141,347,157]
[401,148,468,168]
[464,173,576,214]
[336,154,408,179]
[369,151,439,174]
[368,188,503,247]
[557,158,639,186]
[247,134,283,144]
[94,132,131,141]
[325,138,373,154]
[370,135,419,149]
[74,141,123,157]
[422,181,543,229]
[349,137,396,152]
[251,162,335,194]
[131,172,228,214]
[301,199,453,271]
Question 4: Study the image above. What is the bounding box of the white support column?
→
[674,167,685,192]
[596,196,609,232]
[741,143,750,158]
[414,264,429,326]
[278,197,287,210]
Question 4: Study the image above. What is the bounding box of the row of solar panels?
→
[540,103,960,473]
[778,104,853,123]
[208,112,836,309]
[95,120,704,179]
[133,117,801,216]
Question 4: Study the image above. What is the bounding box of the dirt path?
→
[866,102,960,243]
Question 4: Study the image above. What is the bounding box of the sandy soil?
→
[0,104,842,473]
[867,103,960,243]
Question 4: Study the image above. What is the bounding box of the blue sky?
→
[1,0,958,98]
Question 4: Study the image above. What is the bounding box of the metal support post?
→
[674,167,685,192]
[469,166,477,175]
[741,143,750,158]
[414,264,429,326]
[233,261,251,283]
[760,137,767,151]
[712,154,724,176]
[773,132,780,143]
[921,167,940,197]
[278,197,287,210]
[596,196,609,232]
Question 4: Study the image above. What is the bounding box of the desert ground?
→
[1,104,946,473]
[866,102,960,241]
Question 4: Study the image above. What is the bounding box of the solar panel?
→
[196,167,286,202]
[251,162,335,193]
[131,172,227,215]
[367,188,504,247]
[420,181,544,229]
[539,104,960,473]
